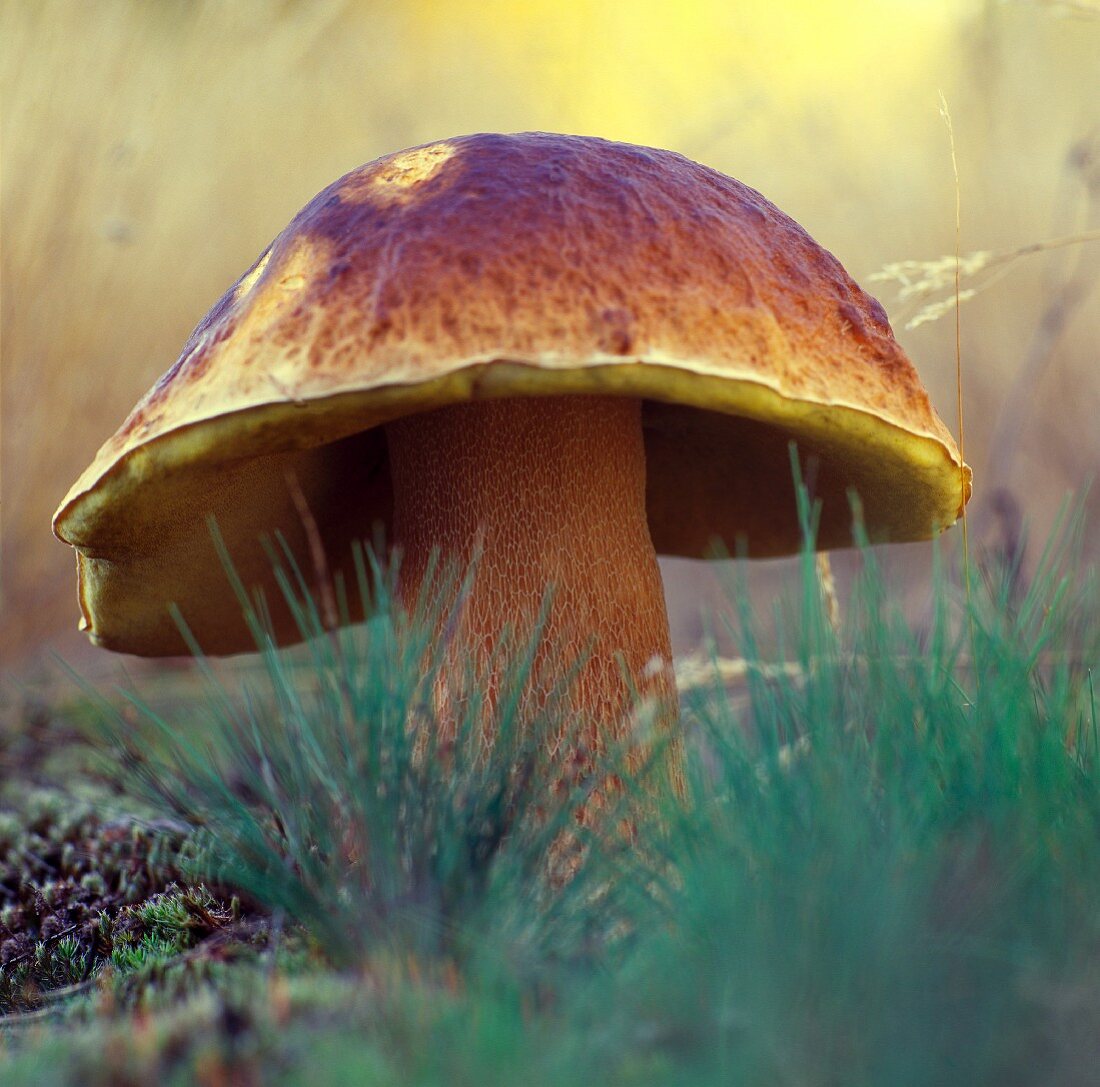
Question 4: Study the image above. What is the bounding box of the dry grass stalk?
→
[869,228,1100,330]
[674,654,804,694]
[816,553,842,634]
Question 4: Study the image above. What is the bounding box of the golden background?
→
[2,0,1098,675]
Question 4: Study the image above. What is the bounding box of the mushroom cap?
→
[54,132,971,656]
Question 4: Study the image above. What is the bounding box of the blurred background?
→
[2,0,1098,680]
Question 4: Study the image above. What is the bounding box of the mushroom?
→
[53,132,971,791]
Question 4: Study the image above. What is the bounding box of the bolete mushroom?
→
[53,132,971,787]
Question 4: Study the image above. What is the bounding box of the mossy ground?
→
[0,516,1097,1085]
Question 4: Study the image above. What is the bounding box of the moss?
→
[0,695,270,1016]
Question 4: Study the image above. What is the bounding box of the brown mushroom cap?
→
[53,132,971,657]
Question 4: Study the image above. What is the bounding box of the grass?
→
[0,495,1097,1084]
[90,540,638,971]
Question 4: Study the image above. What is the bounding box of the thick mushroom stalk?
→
[385,395,680,794]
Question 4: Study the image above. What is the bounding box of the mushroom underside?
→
[58,384,961,659]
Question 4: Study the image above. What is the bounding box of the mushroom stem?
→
[385,395,680,794]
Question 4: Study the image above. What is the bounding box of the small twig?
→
[0,920,85,971]
[0,1001,73,1028]
[0,918,271,1028]
[6,975,100,1016]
